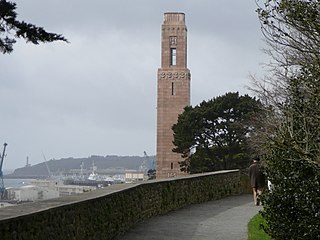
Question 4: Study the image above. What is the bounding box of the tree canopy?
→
[254,0,320,239]
[0,0,67,54]
[172,92,262,174]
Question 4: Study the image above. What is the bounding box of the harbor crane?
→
[0,143,8,198]
[143,151,156,180]
[139,151,148,175]
[42,153,53,178]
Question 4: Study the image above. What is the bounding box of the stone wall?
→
[0,170,240,240]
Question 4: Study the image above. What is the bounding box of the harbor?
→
[0,145,155,207]
[0,166,151,207]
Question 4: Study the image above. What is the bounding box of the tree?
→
[147,169,156,180]
[252,0,320,239]
[172,92,262,174]
[0,0,67,54]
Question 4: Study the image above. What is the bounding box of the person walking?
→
[248,156,265,206]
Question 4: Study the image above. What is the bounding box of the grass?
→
[247,213,271,240]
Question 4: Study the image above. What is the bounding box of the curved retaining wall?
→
[0,170,240,240]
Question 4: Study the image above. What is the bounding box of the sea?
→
[3,179,35,188]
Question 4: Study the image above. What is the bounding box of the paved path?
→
[117,194,262,240]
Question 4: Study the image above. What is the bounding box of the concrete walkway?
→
[117,194,262,240]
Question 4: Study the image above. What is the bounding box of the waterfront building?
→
[6,185,59,202]
[6,180,95,202]
[31,179,95,197]
[125,171,144,183]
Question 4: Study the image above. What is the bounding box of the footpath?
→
[117,194,262,240]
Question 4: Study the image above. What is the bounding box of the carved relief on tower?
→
[167,172,177,178]
[158,71,190,80]
[162,28,186,32]
[169,36,177,46]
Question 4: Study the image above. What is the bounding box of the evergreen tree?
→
[172,92,261,173]
[0,0,67,54]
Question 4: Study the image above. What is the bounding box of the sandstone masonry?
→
[156,12,191,179]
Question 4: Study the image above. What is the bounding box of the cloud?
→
[0,0,268,169]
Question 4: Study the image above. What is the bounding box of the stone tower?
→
[156,13,191,179]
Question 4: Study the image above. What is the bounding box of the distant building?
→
[6,185,59,202]
[31,179,95,197]
[6,180,95,202]
[156,13,191,179]
[125,171,144,183]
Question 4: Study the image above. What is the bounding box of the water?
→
[3,179,35,188]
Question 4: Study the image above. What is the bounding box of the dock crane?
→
[144,151,156,180]
[42,153,53,178]
[0,143,8,198]
[139,151,148,175]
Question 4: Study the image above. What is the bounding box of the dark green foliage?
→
[172,92,262,173]
[147,169,156,180]
[0,0,67,54]
[261,72,320,239]
[257,1,320,239]
[262,159,320,239]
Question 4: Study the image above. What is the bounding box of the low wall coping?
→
[0,169,239,221]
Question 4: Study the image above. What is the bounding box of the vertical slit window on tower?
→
[171,162,174,169]
[171,82,174,95]
[170,48,176,66]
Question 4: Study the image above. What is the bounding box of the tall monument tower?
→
[156,13,191,179]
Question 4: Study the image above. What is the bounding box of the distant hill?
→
[5,155,156,178]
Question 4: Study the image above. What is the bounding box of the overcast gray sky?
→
[0,0,268,170]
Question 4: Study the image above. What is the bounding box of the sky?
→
[0,0,269,170]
